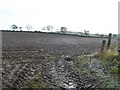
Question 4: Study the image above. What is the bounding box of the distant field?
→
[2,31,117,55]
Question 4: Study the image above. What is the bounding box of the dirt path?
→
[2,48,101,89]
[37,55,101,89]
[44,58,77,88]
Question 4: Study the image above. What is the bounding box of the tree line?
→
[10,24,90,35]
[9,24,118,38]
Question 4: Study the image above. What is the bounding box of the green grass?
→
[77,45,120,88]
[98,48,119,75]
[95,47,120,88]
[28,72,48,88]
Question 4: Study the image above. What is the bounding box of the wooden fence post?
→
[101,40,106,52]
[107,33,112,49]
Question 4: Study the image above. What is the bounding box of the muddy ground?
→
[1,32,117,89]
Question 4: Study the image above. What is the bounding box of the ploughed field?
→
[2,32,116,88]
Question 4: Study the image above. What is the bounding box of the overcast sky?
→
[0,0,119,34]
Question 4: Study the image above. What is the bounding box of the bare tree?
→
[19,27,22,31]
[42,25,53,32]
[42,27,46,32]
[84,30,89,36]
[26,25,33,31]
[46,25,53,32]
[60,27,67,34]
